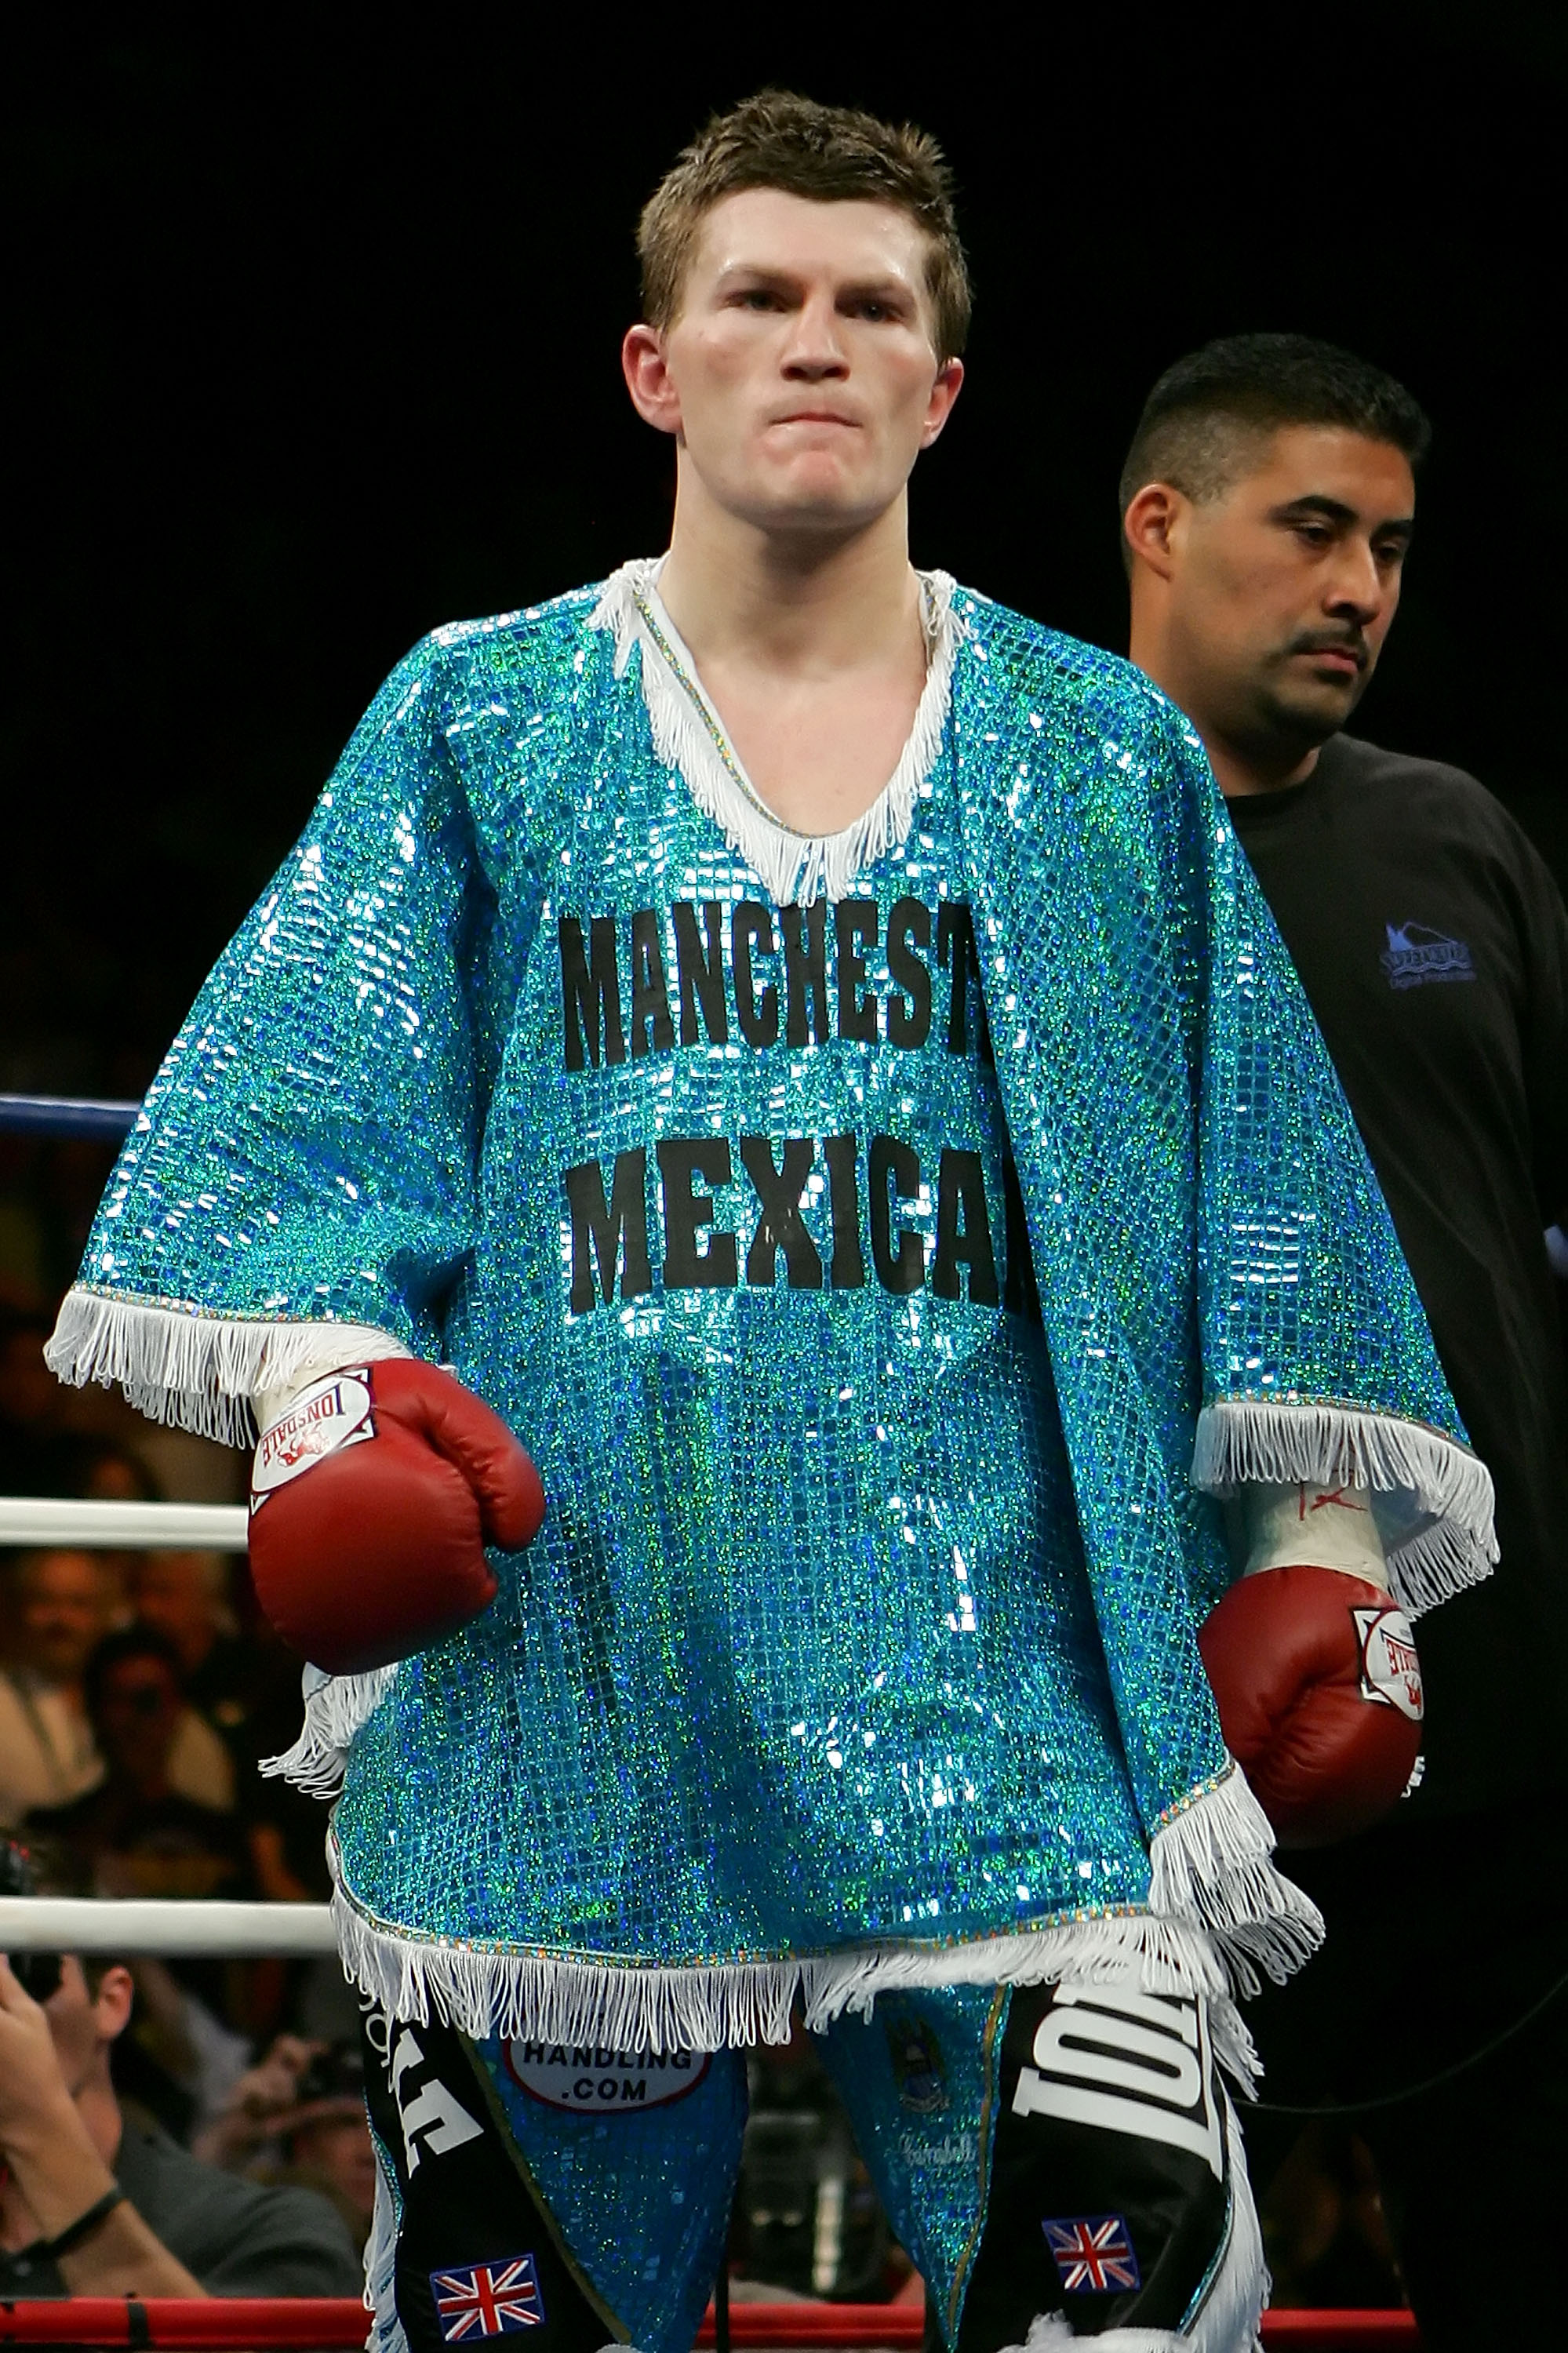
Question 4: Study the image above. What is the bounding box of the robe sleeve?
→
[1190,744,1497,1619]
[45,634,486,1443]
[959,606,1493,1989]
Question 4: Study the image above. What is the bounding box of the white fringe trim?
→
[264,1664,398,1797]
[44,1284,408,1446]
[363,2147,405,2353]
[1193,1397,1496,1620]
[329,1869,1269,2093]
[588,557,958,907]
[1150,1762,1322,2004]
[1189,2090,1268,2353]
[999,2315,1191,2350]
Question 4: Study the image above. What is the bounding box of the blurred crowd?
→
[1,1267,379,2264]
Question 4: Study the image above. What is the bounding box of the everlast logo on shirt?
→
[556,896,1042,1322]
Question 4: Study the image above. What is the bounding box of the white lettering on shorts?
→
[389,2026,484,2173]
[504,2038,712,2113]
[1354,1604,1424,1721]
[1010,1987,1224,2183]
[251,1367,375,1511]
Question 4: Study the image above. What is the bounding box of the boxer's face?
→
[1147,424,1415,755]
[623,188,962,540]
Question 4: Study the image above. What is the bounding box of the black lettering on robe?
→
[560,916,626,1071]
[932,1148,1001,1306]
[823,1134,867,1289]
[1002,1152,1044,1324]
[869,1135,925,1295]
[886,898,932,1049]
[937,904,993,1063]
[733,904,780,1048]
[565,1151,652,1311]
[628,910,675,1058]
[657,1138,738,1289]
[672,901,728,1047]
[780,899,830,1047]
[835,900,880,1042]
[740,1136,823,1289]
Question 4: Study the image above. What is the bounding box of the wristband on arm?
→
[20,2185,128,2263]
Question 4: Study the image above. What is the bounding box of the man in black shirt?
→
[1122,333,1568,2351]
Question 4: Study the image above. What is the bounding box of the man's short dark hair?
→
[1119,333,1432,549]
[638,88,970,362]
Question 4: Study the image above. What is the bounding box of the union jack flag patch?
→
[429,2254,546,2339]
[1042,2213,1141,2293]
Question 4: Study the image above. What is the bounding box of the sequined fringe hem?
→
[1149,1760,1322,2004]
[329,1875,1268,2091]
[1192,1396,1497,1620]
[43,1284,404,1446]
[263,1664,398,1797]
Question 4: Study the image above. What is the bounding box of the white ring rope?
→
[0,1497,249,1551]
[0,1898,337,1955]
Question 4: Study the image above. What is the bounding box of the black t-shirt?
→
[1228,733,1568,1819]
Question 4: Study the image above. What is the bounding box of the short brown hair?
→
[638,89,970,363]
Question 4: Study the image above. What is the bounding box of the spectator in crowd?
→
[131,1553,244,1718]
[129,1552,246,1813]
[75,1438,162,1507]
[3,1564,235,1827]
[0,1842,361,2295]
[195,2037,377,2253]
[24,1627,253,1907]
[0,1550,119,1825]
[24,1627,293,2095]
[131,1551,328,1900]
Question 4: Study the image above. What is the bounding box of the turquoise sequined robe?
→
[48,579,1493,2048]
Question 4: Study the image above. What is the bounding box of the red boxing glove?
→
[248,1358,544,1675]
[1198,1566,1423,1848]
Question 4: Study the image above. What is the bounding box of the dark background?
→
[7,9,1565,1106]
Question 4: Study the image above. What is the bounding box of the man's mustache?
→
[1281,627,1369,671]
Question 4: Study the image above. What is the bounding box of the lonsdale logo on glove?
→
[252,1369,375,1510]
[246,1357,545,1675]
[1197,1558,1425,1848]
[1353,1604,1424,1722]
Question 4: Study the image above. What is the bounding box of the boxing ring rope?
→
[0,1094,139,1142]
[0,2307,1418,2348]
[0,1897,336,1955]
[0,1090,1424,2345]
[0,1498,249,1551]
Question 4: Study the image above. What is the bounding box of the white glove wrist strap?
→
[253,1325,409,1436]
[1239,1479,1390,1588]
